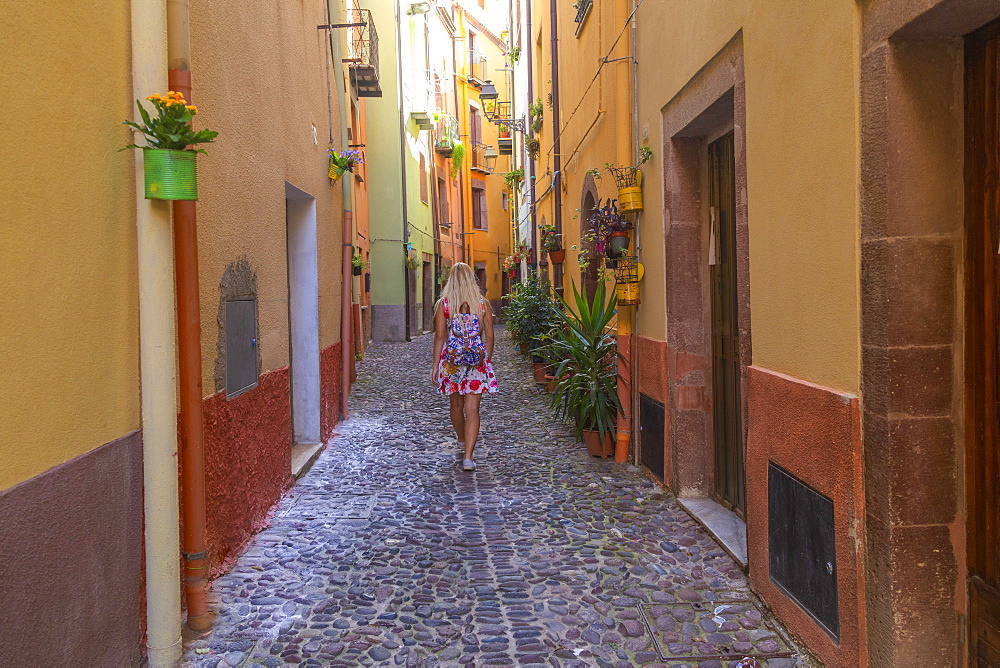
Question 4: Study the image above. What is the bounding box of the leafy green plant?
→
[526,137,540,159]
[539,223,560,252]
[351,251,367,270]
[501,273,560,349]
[509,46,522,63]
[450,141,465,179]
[503,167,525,191]
[122,91,218,153]
[544,281,621,441]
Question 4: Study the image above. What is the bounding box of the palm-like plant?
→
[544,281,621,441]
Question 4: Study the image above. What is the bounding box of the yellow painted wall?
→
[634,0,861,392]
[191,0,343,391]
[0,3,139,490]
[534,0,632,297]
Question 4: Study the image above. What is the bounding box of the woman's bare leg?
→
[449,393,466,443]
[463,393,483,461]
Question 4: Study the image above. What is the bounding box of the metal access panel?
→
[768,461,839,639]
[639,394,665,481]
[225,299,259,399]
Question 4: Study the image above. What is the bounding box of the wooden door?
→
[709,132,745,515]
[966,21,1000,665]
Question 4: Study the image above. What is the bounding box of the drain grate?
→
[279,492,379,520]
[638,599,795,663]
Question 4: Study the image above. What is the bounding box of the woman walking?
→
[431,263,498,471]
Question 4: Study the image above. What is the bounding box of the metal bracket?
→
[317,22,367,30]
[601,55,632,64]
[182,551,206,561]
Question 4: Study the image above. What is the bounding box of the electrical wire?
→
[544,0,646,159]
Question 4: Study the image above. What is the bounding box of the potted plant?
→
[122,91,218,200]
[528,99,544,134]
[526,137,541,160]
[405,251,420,270]
[590,198,632,259]
[503,167,525,191]
[351,251,367,276]
[545,281,621,458]
[539,223,564,263]
[329,148,364,182]
[588,146,652,212]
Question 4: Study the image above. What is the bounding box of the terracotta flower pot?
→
[532,362,549,383]
[582,429,615,458]
[548,248,566,263]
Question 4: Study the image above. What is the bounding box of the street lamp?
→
[484,145,498,172]
[480,80,499,100]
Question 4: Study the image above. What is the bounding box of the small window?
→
[225,299,259,398]
[472,179,487,230]
[502,191,508,211]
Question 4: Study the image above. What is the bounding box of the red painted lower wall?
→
[745,365,866,668]
[637,335,671,484]
[199,342,343,578]
[202,367,293,578]
[320,342,342,442]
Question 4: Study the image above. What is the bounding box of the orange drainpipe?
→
[342,213,353,418]
[167,0,211,632]
[615,305,633,463]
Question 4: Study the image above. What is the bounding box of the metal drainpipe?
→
[327,0,353,418]
[451,31,467,266]
[396,0,412,341]
[133,0,183,663]
[549,0,563,244]
[629,0,640,466]
[525,4,536,267]
[166,0,211,632]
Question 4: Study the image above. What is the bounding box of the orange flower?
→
[147,93,161,101]
[185,105,197,112]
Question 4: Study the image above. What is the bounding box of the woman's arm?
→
[482,300,495,361]
[431,303,447,383]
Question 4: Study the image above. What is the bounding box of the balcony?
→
[471,141,495,174]
[344,9,382,97]
[434,114,460,156]
[468,49,488,85]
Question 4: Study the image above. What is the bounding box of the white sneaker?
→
[462,459,476,471]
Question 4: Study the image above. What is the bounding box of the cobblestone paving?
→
[183,332,813,667]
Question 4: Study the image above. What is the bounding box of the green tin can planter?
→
[143,148,199,200]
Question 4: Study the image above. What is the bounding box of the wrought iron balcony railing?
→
[345,9,381,97]
[471,141,494,173]
[434,114,460,155]
[469,49,488,84]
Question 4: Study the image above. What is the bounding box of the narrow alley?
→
[182,332,808,668]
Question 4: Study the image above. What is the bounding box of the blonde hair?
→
[436,262,484,317]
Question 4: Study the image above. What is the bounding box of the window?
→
[437,177,449,233]
[419,154,428,204]
[470,106,482,145]
[472,180,487,230]
[502,191,508,211]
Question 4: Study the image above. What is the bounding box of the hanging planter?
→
[122,91,218,201]
[143,148,199,200]
[611,168,643,212]
[613,254,643,305]
[329,148,364,183]
[607,231,630,258]
[548,248,566,263]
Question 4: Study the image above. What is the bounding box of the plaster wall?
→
[635,0,862,393]
[190,0,343,391]
[0,2,139,490]
[366,0,408,338]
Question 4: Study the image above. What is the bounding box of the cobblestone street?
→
[183,332,811,667]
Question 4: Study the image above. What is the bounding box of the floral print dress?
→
[437,298,499,396]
